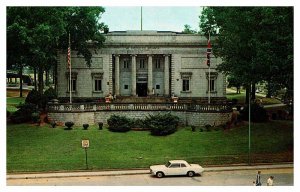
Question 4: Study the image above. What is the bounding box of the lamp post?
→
[248,84,251,165]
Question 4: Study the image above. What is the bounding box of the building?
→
[57,30,226,102]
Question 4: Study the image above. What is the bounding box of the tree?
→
[182,24,197,34]
[7,7,107,94]
[199,7,293,103]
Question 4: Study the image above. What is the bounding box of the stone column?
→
[131,54,137,96]
[164,54,170,96]
[114,54,120,96]
[147,54,153,95]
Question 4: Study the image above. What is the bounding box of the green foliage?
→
[182,24,197,34]
[65,121,74,130]
[31,112,40,123]
[144,113,179,136]
[10,103,38,124]
[200,7,293,100]
[25,89,45,108]
[43,87,57,103]
[83,124,89,130]
[107,115,132,132]
[240,103,268,122]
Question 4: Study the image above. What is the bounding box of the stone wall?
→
[48,110,232,127]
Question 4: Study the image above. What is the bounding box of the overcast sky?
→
[101,6,202,32]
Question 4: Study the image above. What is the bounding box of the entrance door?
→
[137,83,147,97]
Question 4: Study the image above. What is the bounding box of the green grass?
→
[6,97,26,113]
[7,121,293,173]
[226,92,282,105]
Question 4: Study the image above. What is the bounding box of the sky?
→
[101,6,202,32]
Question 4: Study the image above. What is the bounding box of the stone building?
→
[57,30,226,101]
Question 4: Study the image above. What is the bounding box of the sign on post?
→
[81,139,89,169]
[82,139,90,148]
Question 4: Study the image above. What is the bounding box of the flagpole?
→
[69,32,72,104]
[141,6,143,31]
[208,32,211,104]
[248,84,251,165]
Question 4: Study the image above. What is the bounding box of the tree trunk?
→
[38,66,44,94]
[245,85,250,104]
[266,80,272,98]
[19,65,23,97]
[251,82,256,100]
[34,66,37,90]
[45,69,49,86]
[54,62,58,94]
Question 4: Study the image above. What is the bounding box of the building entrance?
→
[137,83,147,97]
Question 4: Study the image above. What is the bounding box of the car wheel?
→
[156,172,164,178]
[187,171,195,177]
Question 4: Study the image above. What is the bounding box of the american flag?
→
[67,45,71,69]
[207,37,212,67]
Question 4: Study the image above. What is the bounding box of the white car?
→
[150,160,204,178]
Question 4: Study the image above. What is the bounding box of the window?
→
[206,72,218,93]
[68,78,77,92]
[91,72,103,93]
[124,85,129,89]
[169,163,180,168]
[139,59,145,69]
[156,84,160,89]
[123,60,129,68]
[94,79,102,91]
[209,79,215,92]
[155,59,161,68]
[182,79,190,91]
[180,163,187,167]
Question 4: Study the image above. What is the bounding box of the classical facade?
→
[57,31,226,101]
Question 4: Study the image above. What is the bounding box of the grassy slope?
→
[7,121,293,172]
[6,97,26,113]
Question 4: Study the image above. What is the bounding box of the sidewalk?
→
[7,163,293,180]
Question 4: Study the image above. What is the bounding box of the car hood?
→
[150,165,166,170]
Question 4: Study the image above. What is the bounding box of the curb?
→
[7,163,293,180]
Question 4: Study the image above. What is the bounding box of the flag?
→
[207,36,212,67]
[67,46,71,69]
[67,33,71,69]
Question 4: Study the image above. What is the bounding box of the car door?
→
[179,163,189,175]
[167,163,181,175]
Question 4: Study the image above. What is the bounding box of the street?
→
[7,168,293,186]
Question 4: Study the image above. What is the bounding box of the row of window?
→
[68,79,215,92]
[123,59,162,69]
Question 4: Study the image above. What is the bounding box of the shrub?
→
[107,115,132,132]
[240,103,268,122]
[83,124,89,130]
[205,124,212,131]
[144,113,179,136]
[43,87,57,103]
[50,121,57,128]
[191,126,196,132]
[25,89,46,109]
[65,121,74,130]
[98,122,103,130]
[31,112,40,123]
[10,103,38,124]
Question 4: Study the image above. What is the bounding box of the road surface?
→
[7,168,293,186]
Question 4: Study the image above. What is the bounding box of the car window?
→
[165,161,171,167]
[180,163,187,167]
[169,163,180,168]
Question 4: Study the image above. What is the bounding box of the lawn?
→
[226,92,282,105]
[6,97,26,113]
[7,121,293,173]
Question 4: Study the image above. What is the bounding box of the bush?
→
[144,113,179,136]
[107,115,132,132]
[50,121,57,128]
[240,103,268,122]
[10,103,38,124]
[31,112,40,123]
[83,124,89,130]
[25,89,46,109]
[65,121,74,130]
[205,124,212,131]
[44,87,57,103]
[98,122,103,130]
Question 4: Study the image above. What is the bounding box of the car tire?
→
[187,171,195,177]
[156,172,164,178]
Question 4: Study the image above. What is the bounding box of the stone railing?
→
[47,102,232,113]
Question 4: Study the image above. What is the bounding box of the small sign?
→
[82,140,90,148]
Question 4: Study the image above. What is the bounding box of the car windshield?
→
[165,161,171,167]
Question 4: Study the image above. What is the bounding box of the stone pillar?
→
[147,54,153,95]
[131,54,137,96]
[164,54,170,96]
[114,54,120,96]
